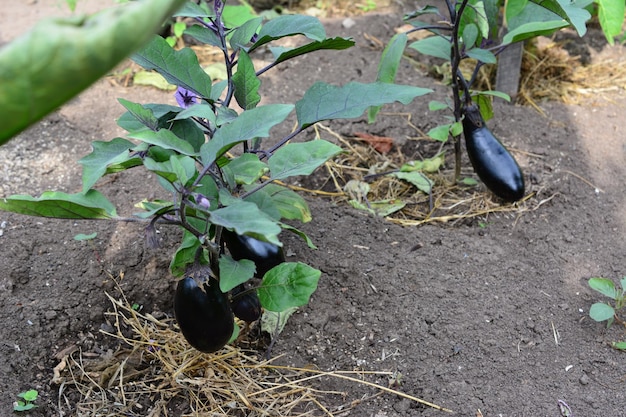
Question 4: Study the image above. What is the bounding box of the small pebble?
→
[579,374,590,385]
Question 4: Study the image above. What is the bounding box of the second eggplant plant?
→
[0,0,431,352]
[373,0,594,202]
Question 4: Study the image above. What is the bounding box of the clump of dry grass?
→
[53,281,452,416]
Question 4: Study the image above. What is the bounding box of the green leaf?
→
[250,183,312,223]
[475,90,512,102]
[589,277,619,299]
[462,177,479,185]
[74,232,98,241]
[117,103,181,132]
[170,231,208,277]
[222,153,268,185]
[0,0,187,144]
[261,307,299,338]
[392,171,432,194]
[368,32,408,123]
[257,262,321,312]
[170,103,216,124]
[230,17,263,50]
[183,24,222,48]
[280,223,317,249]
[428,100,449,111]
[78,137,142,192]
[408,36,451,60]
[269,140,342,181]
[503,3,570,45]
[506,0,529,21]
[596,0,624,45]
[473,94,494,121]
[210,200,282,246]
[427,124,451,142]
[404,5,441,20]
[612,341,626,350]
[219,255,256,293]
[127,128,197,156]
[465,47,497,64]
[463,23,479,49]
[132,35,212,99]
[296,81,432,128]
[133,199,174,218]
[117,98,159,131]
[200,104,294,166]
[589,302,615,322]
[143,154,196,185]
[233,50,261,110]
[170,118,205,152]
[222,3,257,28]
[268,37,355,67]
[250,15,326,52]
[19,390,38,402]
[0,190,117,219]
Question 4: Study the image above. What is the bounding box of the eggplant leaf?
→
[258,262,321,312]
[268,140,342,181]
[0,190,117,219]
[296,81,431,128]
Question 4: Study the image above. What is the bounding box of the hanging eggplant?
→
[222,229,285,278]
[462,104,525,202]
[230,284,262,323]
[174,276,234,353]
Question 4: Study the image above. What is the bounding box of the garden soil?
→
[1,1,626,416]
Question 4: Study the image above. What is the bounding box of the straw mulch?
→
[53,277,451,416]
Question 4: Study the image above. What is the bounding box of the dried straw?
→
[54,281,452,416]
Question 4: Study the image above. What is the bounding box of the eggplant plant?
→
[0,0,431,352]
[372,0,599,202]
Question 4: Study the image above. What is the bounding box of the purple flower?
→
[175,87,198,109]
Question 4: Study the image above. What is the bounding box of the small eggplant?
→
[222,229,285,278]
[174,277,234,353]
[230,284,262,323]
[462,105,525,202]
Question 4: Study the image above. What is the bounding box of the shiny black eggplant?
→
[222,229,285,278]
[174,277,234,353]
[462,105,525,202]
[230,284,262,323]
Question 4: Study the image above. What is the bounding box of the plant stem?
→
[450,0,470,181]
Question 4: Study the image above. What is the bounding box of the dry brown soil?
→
[1,1,626,416]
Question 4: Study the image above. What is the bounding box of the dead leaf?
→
[353,132,394,153]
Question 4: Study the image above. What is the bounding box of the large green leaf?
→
[209,200,282,246]
[218,255,256,293]
[249,15,326,52]
[257,262,321,312]
[222,153,268,185]
[78,137,142,192]
[200,104,293,166]
[0,190,117,219]
[131,35,212,99]
[0,0,186,144]
[247,183,312,223]
[296,81,431,128]
[232,50,261,110]
[268,140,342,181]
